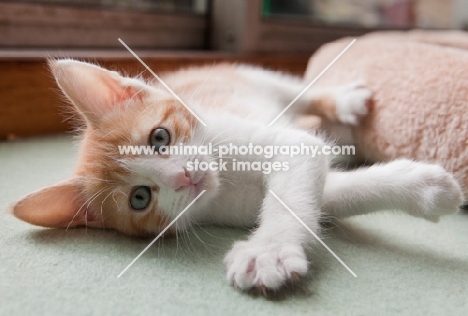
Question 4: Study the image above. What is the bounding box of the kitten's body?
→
[10,60,463,292]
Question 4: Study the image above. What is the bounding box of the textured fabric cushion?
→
[306,31,468,196]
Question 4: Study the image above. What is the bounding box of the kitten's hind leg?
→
[304,81,373,126]
[321,159,463,222]
[237,66,372,125]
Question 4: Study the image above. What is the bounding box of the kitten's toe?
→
[224,241,308,292]
[415,164,464,219]
[334,81,373,125]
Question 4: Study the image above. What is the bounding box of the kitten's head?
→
[9,59,219,236]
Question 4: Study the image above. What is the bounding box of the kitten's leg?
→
[237,66,372,125]
[224,128,329,291]
[303,82,373,126]
[322,159,463,221]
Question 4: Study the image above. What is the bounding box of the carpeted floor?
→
[1,135,467,316]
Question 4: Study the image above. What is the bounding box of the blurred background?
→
[5,0,465,28]
[1,0,466,51]
[265,0,462,28]
[0,0,467,139]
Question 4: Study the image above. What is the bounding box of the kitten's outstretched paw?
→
[334,81,373,125]
[224,241,307,292]
[387,159,463,221]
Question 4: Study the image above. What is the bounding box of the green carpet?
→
[1,135,467,316]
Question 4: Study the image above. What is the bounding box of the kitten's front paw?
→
[224,241,307,293]
[334,81,373,125]
[387,159,463,221]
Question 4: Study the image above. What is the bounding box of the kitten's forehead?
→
[95,97,196,144]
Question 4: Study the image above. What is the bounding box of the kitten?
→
[9,60,463,292]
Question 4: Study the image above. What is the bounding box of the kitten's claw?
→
[334,81,373,125]
[291,271,301,281]
[224,240,308,292]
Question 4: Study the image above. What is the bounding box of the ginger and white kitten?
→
[9,60,463,292]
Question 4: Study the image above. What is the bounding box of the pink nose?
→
[174,168,192,190]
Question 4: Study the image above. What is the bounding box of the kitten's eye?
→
[130,186,151,211]
[150,128,170,151]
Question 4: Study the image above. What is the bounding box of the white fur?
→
[322,159,462,222]
[52,60,463,292]
[146,65,462,291]
[333,81,372,125]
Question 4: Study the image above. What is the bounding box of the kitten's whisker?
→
[66,187,109,231]
[85,206,89,233]
[186,228,211,262]
[205,130,242,146]
[112,190,124,214]
[188,224,217,255]
[115,189,128,199]
[127,86,146,104]
[192,222,230,243]
[175,221,180,258]
[218,178,238,187]
[86,187,110,209]
[100,188,118,228]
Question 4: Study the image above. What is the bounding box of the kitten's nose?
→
[174,168,192,190]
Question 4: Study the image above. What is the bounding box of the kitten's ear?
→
[49,59,147,126]
[7,177,102,229]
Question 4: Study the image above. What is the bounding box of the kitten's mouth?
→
[191,182,204,195]
[182,182,204,196]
